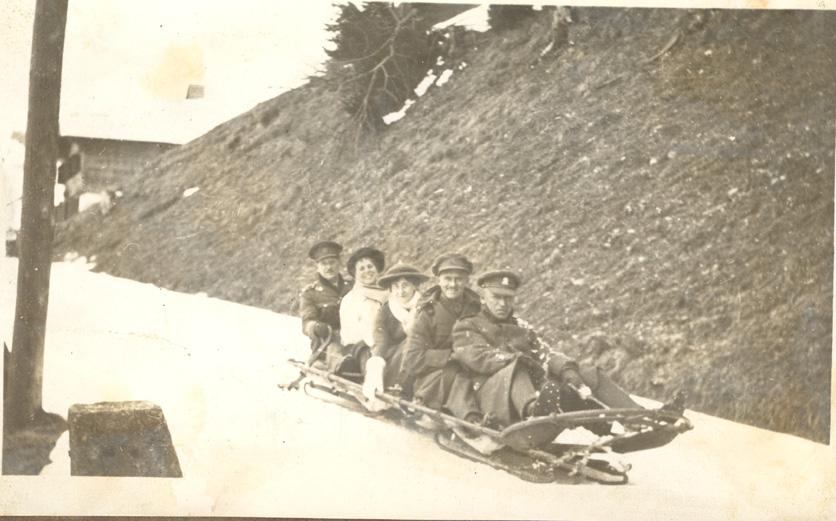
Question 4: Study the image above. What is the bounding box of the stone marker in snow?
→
[68,401,182,477]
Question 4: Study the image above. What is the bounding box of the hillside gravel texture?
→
[56,8,834,443]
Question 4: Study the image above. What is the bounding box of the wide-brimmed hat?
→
[308,240,342,261]
[377,263,430,289]
[431,253,474,276]
[347,247,386,277]
[477,270,522,296]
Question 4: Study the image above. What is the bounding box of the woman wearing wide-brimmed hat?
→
[361,263,430,410]
[334,247,388,374]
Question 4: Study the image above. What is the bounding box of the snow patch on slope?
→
[433,4,490,33]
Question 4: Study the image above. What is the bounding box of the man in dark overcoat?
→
[451,270,641,427]
[298,240,354,371]
[400,253,482,419]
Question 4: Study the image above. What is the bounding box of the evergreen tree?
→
[487,4,535,32]
[326,3,438,132]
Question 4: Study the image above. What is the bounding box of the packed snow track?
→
[0,258,832,519]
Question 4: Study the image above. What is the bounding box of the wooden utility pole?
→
[5,0,69,431]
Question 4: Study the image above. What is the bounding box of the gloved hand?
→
[362,356,388,412]
[561,368,592,400]
[312,322,331,340]
[515,353,541,370]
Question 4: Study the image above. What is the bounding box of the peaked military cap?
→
[377,263,430,289]
[308,240,343,261]
[431,253,474,276]
[477,270,522,296]
[347,246,386,277]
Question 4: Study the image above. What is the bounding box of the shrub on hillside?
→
[325,2,438,132]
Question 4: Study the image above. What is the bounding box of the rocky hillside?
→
[57,8,834,443]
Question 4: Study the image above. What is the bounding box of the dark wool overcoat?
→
[451,307,578,425]
[400,286,482,418]
[371,301,410,388]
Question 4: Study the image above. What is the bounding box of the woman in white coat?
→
[336,246,388,374]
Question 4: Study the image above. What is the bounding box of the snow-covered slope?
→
[0,258,832,519]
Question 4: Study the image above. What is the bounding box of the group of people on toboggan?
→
[298,240,653,452]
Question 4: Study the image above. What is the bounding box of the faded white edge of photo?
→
[0,0,834,518]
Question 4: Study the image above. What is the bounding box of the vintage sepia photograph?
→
[0,0,834,518]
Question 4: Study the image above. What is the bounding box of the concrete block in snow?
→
[68,401,182,477]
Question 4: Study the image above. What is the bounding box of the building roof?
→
[59,98,223,146]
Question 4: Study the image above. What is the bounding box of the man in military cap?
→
[299,240,353,362]
[400,253,482,420]
[451,270,641,427]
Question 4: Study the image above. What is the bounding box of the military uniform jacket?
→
[401,286,482,381]
[451,307,577,380]
[299,274,353,338]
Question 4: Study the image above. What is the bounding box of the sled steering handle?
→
[307,325,334,366]
[567,383,610,410]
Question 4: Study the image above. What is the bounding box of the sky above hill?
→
[0,0,830,142]
[0,0,339,139]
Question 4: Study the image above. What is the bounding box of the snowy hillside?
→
[1,258,832,519]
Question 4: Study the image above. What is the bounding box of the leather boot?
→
[524,380,562,418]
